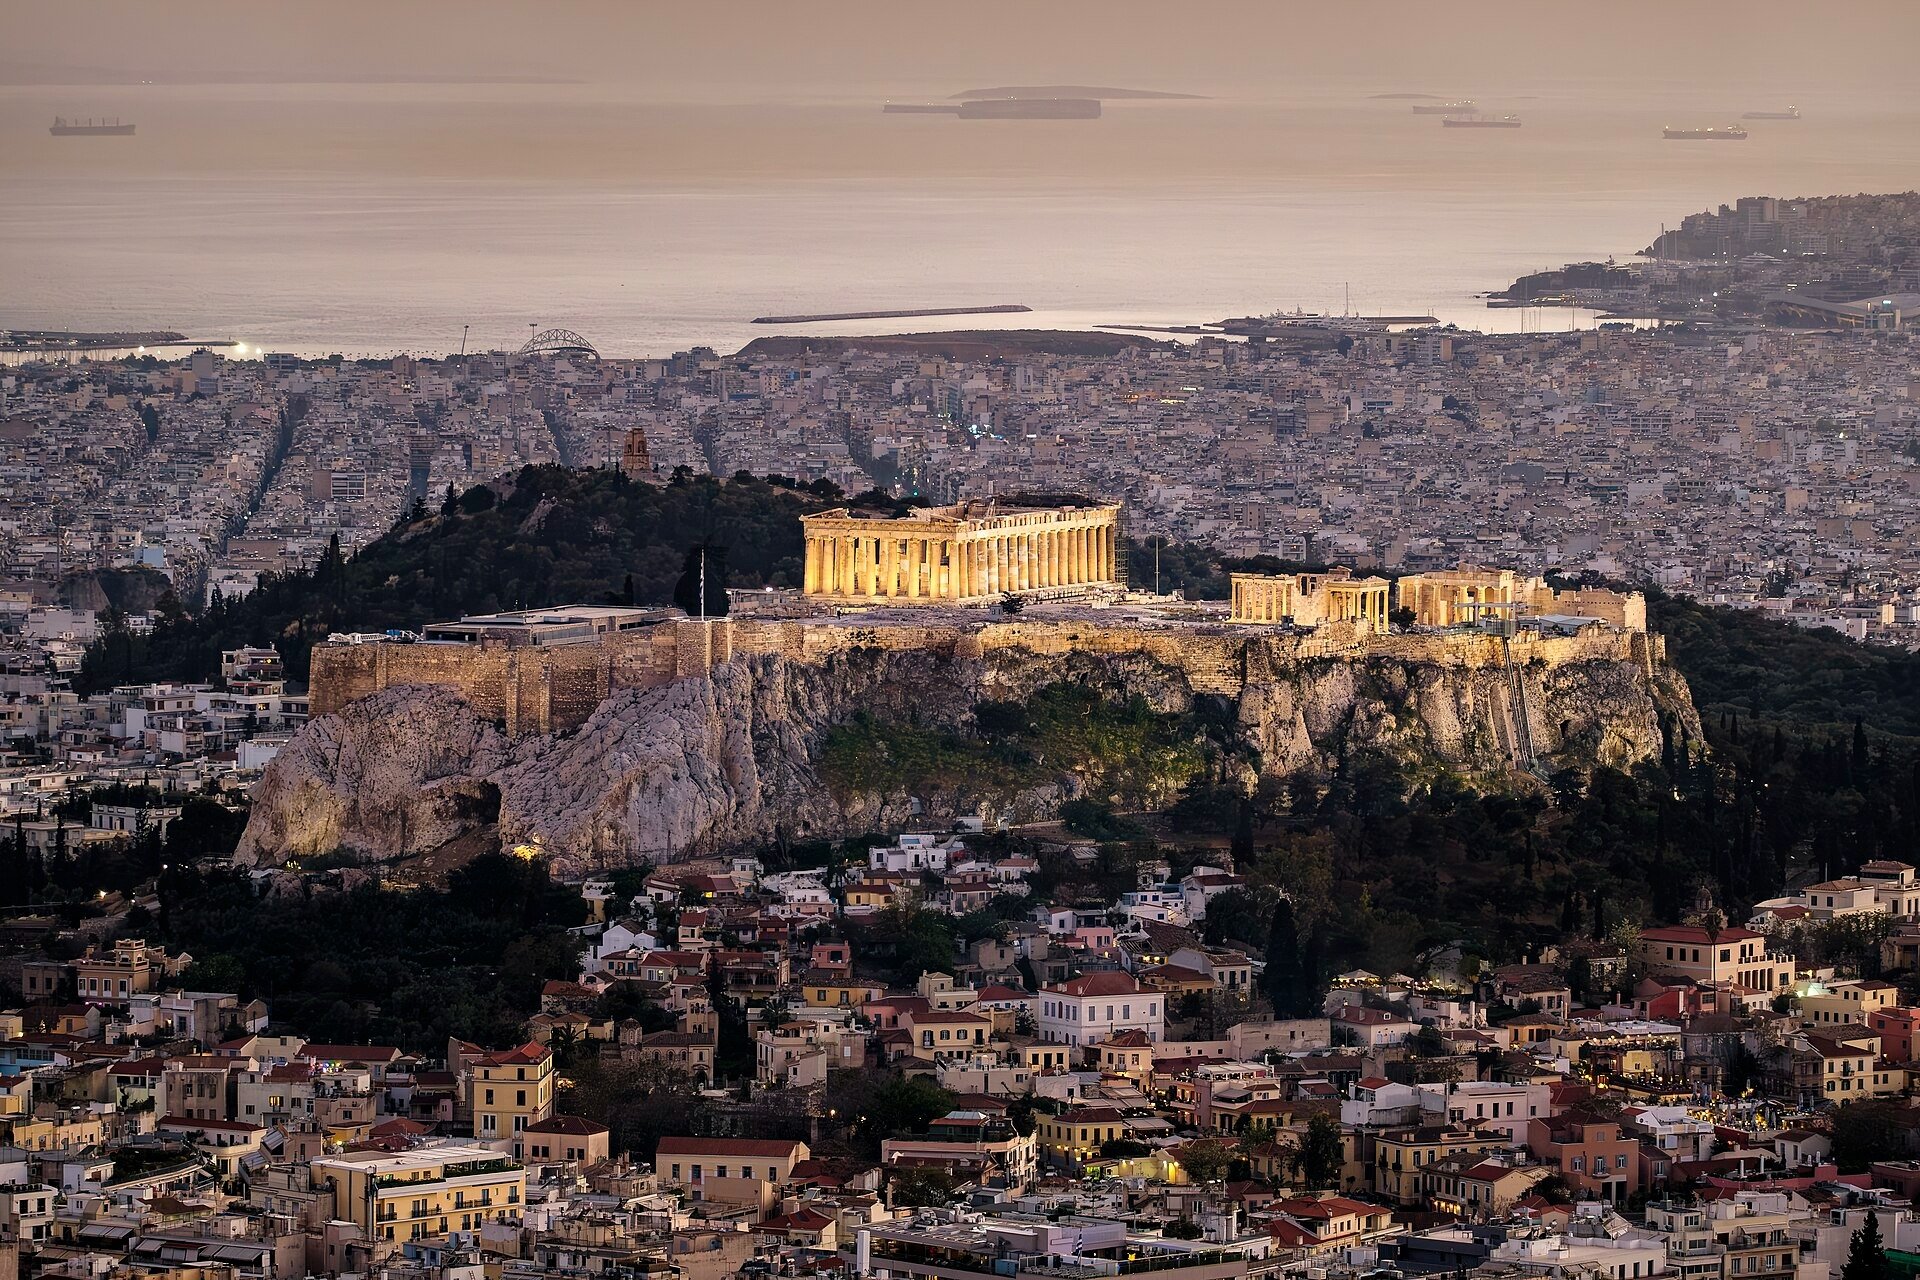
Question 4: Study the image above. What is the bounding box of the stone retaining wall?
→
[308,614,1667,737]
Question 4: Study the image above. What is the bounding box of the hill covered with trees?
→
[82,468,835,692]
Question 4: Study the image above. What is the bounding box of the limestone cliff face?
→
[235,685,510,864]
[238,630,1700,876]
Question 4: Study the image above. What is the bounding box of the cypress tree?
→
[1840,1210,1887,1280]
[1261,900,1302,1016]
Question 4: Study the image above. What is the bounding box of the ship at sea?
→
[1663,125,1748,140]
[1412,99,1476,115]
[50,116,135,136]
[1442,114,1522,128]
[1742,106,1801,120]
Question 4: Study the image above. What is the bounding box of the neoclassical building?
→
[1228,570,1392,631]
[801,500,1121,604]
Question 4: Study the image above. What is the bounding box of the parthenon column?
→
[837,537,853,596]
[1075,527,1089,583]
[1048,530,1062,586]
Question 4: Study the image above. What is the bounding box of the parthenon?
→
[801,500,1122,604]
[1229,570,1392,632]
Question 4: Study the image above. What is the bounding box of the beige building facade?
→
[801,501,1120,603]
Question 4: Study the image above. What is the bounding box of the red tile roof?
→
[656,1136,805,1159]
[1047,971,1147,998]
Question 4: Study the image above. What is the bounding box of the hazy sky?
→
[11,0,1920,99]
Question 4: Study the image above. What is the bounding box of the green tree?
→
[890,1168,957,1208]
[835,1073,956,1156]
[1841,1210,1888,1280]
[1296,1113,1344,1189]
[1260,899,1303,1015]
[1832,1100,1907,1173]
[1176,1138,1233,1186]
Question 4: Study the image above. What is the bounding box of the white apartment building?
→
[1038,972,1163,1047]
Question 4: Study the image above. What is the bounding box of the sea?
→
[3,78,1918,360]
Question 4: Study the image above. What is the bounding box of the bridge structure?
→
[517,328,600,359]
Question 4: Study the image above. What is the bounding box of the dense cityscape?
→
[7,3,1920,1280]
[0,197,1918,1280]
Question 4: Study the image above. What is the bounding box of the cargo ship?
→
[1443,114,1522,128]
[50,116,135,136]
[1742,106,1801,120]
[1664,125,1748,140]
[1411,99,1476,114]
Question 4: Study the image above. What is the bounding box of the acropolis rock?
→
[237,613,1700,876]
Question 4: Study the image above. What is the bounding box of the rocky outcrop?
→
[235,685,509,864]
[238,633,1699,876]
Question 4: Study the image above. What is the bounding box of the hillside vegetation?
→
[82,469,832,692]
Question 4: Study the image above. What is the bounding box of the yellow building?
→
[72,937,168,1002]
[1019,1042,1073,1073]
[466,1043,555,1142]
[800,499,1121,604]
[799,976,887,1009]
[1371,1124,1506,1206]
[1036,1104,1130,1173]
[1794,1032,1903,1104]
[1798,979,1900,1028]
[310,1141,525,1248]
[1228,572,1391,632]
